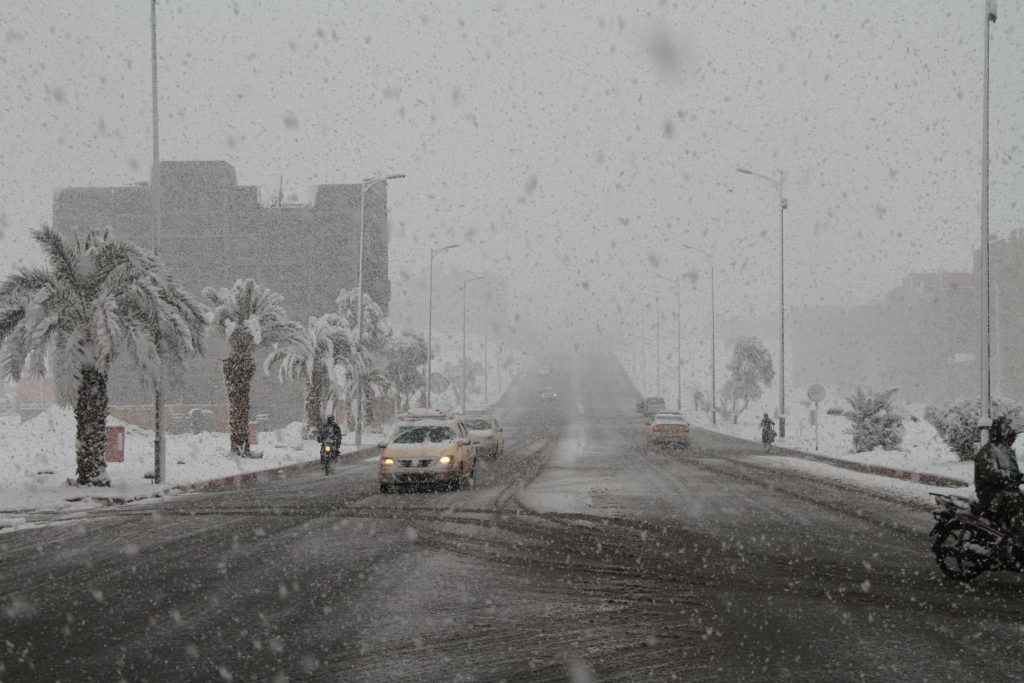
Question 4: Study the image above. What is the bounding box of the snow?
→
[0,407,381,518]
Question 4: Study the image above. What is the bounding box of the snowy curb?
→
[705,429,969,488]
[65,446,379,507]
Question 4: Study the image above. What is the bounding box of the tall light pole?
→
[461,275,484,413]
[655,292,661,397]
[483,325,489,406]
[979,0,997,445]
[426,244,459,408]
[656,274,682,411]
[354,173,404,446]
[150,0,166,483]
[738,166,788,438]
[680,244,717,425]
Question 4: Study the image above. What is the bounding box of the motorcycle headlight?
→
[382,457,395,466]
[439,455,451,465]
[324,445,332,452]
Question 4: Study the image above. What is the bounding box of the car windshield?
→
[391,426,453,444]
[655,416,686,424]
[463,419,493,431]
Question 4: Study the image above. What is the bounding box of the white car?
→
[458,412,505,459]
[378,409,477,493]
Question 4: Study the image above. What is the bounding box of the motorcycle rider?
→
[318,416,343,449]
[975,416,1024,546]
[760,413,776,446]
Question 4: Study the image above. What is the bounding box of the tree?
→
[925,398,1024,461]
[384,331,428,412]
[263,313,356,437]
[845,387,904,452]
[724,336,774,423]
[0,226,207,485]
[204,279,301,456]
[335,288,391,427]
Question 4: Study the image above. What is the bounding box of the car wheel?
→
[451,466,463,491]
[379,483,391,494]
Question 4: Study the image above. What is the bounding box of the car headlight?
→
[439,455,451,465]
[382,457,395,466]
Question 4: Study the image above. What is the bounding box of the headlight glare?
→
[439,455,451,465]
[382,457,395,466]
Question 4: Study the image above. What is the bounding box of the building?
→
[50,161,392,427]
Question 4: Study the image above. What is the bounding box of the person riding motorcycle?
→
[974,415,1024,546]
[318,416,343,448]
[760,413,776,446]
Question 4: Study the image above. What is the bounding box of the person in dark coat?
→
[975,415,1024,545]
[318,416,343,447]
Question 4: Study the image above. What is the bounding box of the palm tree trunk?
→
[305,367,324,436]
[74,366,110,486]
[224,351,255,456]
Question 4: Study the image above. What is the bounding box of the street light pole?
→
[150,0,166,484]
[680,244,717,425]
[738,167,788,438]
[426,244,459,409]
[461,275,484,413]
[656,274,682,411]
[355,173,404,446]
[655,292,661,398]
[979,0,997,445]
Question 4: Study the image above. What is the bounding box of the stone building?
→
[51,161,392,428]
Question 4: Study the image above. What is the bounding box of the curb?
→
[701,428,969,489]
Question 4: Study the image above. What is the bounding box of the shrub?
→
[924,398,1024,462]
[826,406,844,416]
[844,387,904,452]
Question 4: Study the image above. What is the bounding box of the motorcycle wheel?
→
[932,520,987,582]
[322,456,331,476]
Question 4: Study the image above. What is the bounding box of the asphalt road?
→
[3,355,1024,682]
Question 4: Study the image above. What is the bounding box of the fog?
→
[2,0,1023,385]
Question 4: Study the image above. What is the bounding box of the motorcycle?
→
[320,441,338,476]
[930,492,1023,582]
[761,425,776,451]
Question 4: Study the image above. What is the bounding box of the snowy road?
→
[3,356,1024,681]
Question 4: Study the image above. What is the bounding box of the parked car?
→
[647,412,691,448]
[539,386,559,400]
[378,409,477,493]
[458,412,505,458]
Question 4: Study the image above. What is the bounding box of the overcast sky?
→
[1,0,1022,354]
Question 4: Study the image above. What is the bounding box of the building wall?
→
[51,161,392,427]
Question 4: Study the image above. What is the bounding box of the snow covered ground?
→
[0,408,382,517]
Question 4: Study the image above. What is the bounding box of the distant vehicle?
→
[539,386,559,400]
[641,397,666,416]
[648,412,690,448]
[537,364,552,376]
[378,409,477,493]
[458,412,505,458]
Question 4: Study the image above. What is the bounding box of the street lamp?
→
[461,275,484,413]
[656,274,682,412]
[354,173,404,446]
[150,0,166,483]
[680,244,717,425]
[426,243,459,408]
[737,166,788,438]
[979,0,997,445]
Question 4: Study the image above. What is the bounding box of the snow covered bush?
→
[844,387,903,452]
[924,398,1024,462]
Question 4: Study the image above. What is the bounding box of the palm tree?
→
[0,226,207,485]
[263,313,356,437]
[204,279,301,456]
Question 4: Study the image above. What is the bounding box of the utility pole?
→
[979,0,997,445]
[150,0,166,483]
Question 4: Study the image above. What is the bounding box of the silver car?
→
[458,412,505,458]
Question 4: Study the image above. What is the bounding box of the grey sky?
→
[1,0,1022,351]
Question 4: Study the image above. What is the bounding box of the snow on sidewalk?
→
[0,408,382,517]
[692,409,979,491]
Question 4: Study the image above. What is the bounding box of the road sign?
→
[807,384,826,403]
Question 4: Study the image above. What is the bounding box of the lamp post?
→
[150,0,166,483]
[354,173,404,446]
[979,0,998,445]
[461,276,485,413]
[426,244,459,408]
[655,292,661,399]
[738,166,788,438]
[680,244,717,425]
[656,274,682,411]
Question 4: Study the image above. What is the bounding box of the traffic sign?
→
[807,384,826,403]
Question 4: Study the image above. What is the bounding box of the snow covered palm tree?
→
[263,313,357,436]
[0,226,207,485]
[204,279,301,456]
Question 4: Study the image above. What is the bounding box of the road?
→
[2,355,1024,682]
